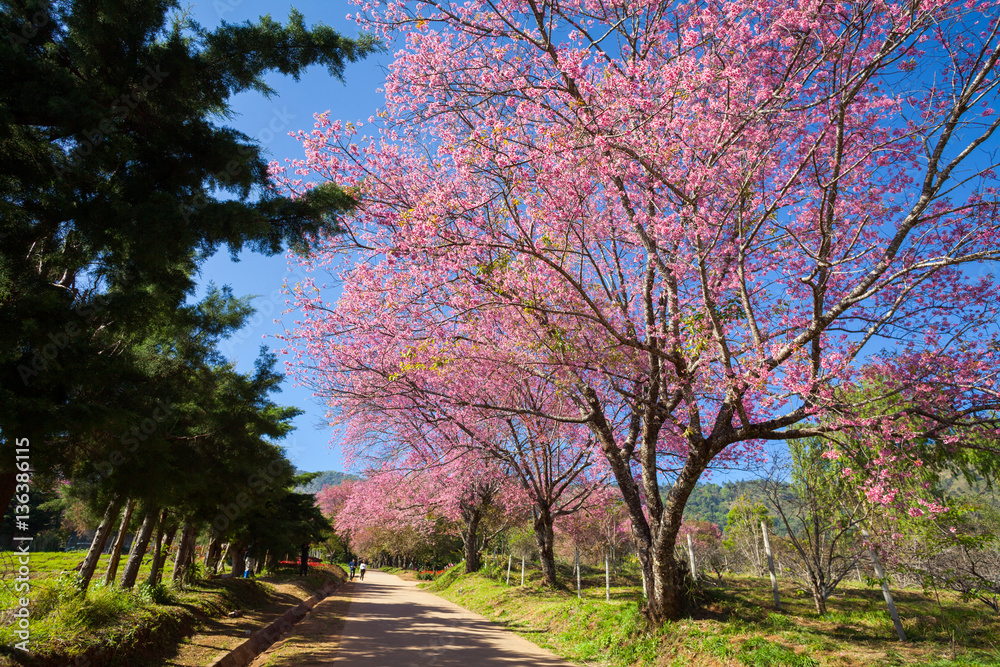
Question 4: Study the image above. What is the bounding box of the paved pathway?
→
[332,569,575,666]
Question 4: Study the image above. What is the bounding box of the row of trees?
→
[0,0,375,518]
[0,0,379,595]
[26,295,333,593]
[318,436,999,622]
[276,0,1000,623]
[316,463,628,580]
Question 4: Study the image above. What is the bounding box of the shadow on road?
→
[337,572,572,666]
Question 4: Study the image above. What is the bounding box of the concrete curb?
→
[208,579,341,667]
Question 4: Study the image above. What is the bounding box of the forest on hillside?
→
[680,476,999,532]
[680,481,766,530]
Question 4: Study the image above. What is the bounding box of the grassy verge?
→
[0,552,344,667]
[425,565,1000,667]
[0,574,271,666]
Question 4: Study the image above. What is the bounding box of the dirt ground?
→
[144,574,340,667]
[249,584,354,667]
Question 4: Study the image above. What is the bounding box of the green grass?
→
[0,572,278,665]
[424,564,1000,667]
[427,565,668,665]
[0,552,340,666]
[734,637,818,666]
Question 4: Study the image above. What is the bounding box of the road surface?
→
[331,569,576,666]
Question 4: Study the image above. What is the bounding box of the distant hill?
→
[295,470,361,495]
[680,473,1000,531]
[681,480,767,530]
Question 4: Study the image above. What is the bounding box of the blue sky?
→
[190,1,388,474]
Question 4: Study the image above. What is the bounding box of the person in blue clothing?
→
[349,559,356,580]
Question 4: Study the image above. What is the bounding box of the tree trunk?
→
[203,533,222,573]
[218,542,230,574]
[156,524,179,584]
[644,547,689,623]
[761,520,781,611]
[600,437,702,623]
[462,507,482,573]
[145,508,171,587]
[172,520,197,586]
[119,508,157,590]
[231,543,246,579]
[103,499,135,586]
[149,523,179,586]
[77,497,122,592]
[532,507,559,587]
[588,376,722,624]
[614,473,693,624]
[813,589,827,615]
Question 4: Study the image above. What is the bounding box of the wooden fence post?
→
[686,533,698,581]
[761,520,781,611]
[862,529,906,641]
[506,554,512,585]
[575,548,581,598]
[605,553,610,601]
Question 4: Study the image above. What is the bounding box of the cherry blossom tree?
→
[557,484,632,566]
[316,478,357,520]
[677,520,725,579]
[331,468,437,562]
[277,0,1000,622]
[314,357,600,584]
[328,453,522,571]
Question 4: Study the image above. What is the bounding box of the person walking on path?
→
[349,559,356,580]
[243,542,256,579]
[359,561,367,581]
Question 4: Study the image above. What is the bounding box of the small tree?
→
[558,485,631,570]
[723,496,771,576]
[907,499,1000,614]
[762,441,868,614]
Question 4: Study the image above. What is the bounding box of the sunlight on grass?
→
[425,564,1000,667]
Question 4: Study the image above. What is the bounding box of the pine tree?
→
[0,0,378,513]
